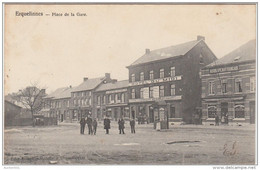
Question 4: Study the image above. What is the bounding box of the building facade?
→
[94,80,129,121]
[201,40,256,125]
[127,36,217,125]
[70,73,112,120]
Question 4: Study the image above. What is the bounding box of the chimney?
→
[111,79,117,84]
[197,35,205,41]
[84,77,88,81]
[145,49,150,54]
[105,73,110,79]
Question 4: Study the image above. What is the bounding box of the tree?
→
[13,85,46,126]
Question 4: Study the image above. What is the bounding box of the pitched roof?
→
[206,39,256,67]
[129,39,201,67]
[5,100,22,109]
[95,80,129,92]
[72,77,106,92]
[45,87,73,99]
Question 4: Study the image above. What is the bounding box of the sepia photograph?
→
[2,2,257,167]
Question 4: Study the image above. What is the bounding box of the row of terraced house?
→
[41,36,256,126]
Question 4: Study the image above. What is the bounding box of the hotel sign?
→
[209,66,239,74]
[129,76,182,87]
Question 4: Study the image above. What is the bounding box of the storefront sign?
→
[209,66,239,74]
[129,95,182,103]
[129,76,182,86]
[106,88,127,94]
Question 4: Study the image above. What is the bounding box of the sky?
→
[4,4,256,95]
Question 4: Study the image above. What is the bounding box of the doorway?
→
[221,102,228,124]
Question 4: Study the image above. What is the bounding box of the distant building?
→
[43,86,73,123]
[201,40,256,125]
[4,100,22,126]
[70,73,112,120]
[126,36,217,125]
[94,80,129,121]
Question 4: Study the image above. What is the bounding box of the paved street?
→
[4,122,255,165]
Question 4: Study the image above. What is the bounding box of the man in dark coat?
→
[80,117,86,134]
[130,118,135,134]
[86,115,93,135]
[104,116,111,134]
[215,114,219,126]
[92,118,98,135]
[118,118,125,134]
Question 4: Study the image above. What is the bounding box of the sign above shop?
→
[209,66,239,74]
[128,76,182,86]
[129,95,182,103]
[106,88,127,94]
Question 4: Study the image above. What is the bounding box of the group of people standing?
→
[80,115,97,135]
[80,116,136,135]
[215,113,229,126]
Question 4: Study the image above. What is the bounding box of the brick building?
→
[94,80,129,121]
[201,40,256,125]
[126,36,217,125]
[44,86,74,123]
[70,73,112,120]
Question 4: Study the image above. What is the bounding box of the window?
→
[85,98,88,105]
[121,93,125,103]
[81,99,84,106]
[160,69,164,78]
[199,54,204,64]
[115,94,118,103]
[222,81,227,94]
[140,72,144,81]
[131,74,135,82]
[102,95,106,104]
[108,94,112,103]
[82,92,84,97]
[131,89,135,99]
[140,88,144,98]
[171,84,175,96]
[235,104,245,118]
[149,70,154,80]
[159,85,164,97]
[208,105,217,118]
[170,67,175,77]
[250,77,255,92]
[89,98,91,105]
[97,96,100,105]
[235,79,242,93]
[208,81,215,95]
[149,87,153,98]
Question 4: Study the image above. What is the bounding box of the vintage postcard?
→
[3,3,257,168]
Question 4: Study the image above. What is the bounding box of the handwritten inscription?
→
[223,141,238,156]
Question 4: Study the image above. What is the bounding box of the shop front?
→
[106,104,129,121]
[202,95,253,125]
